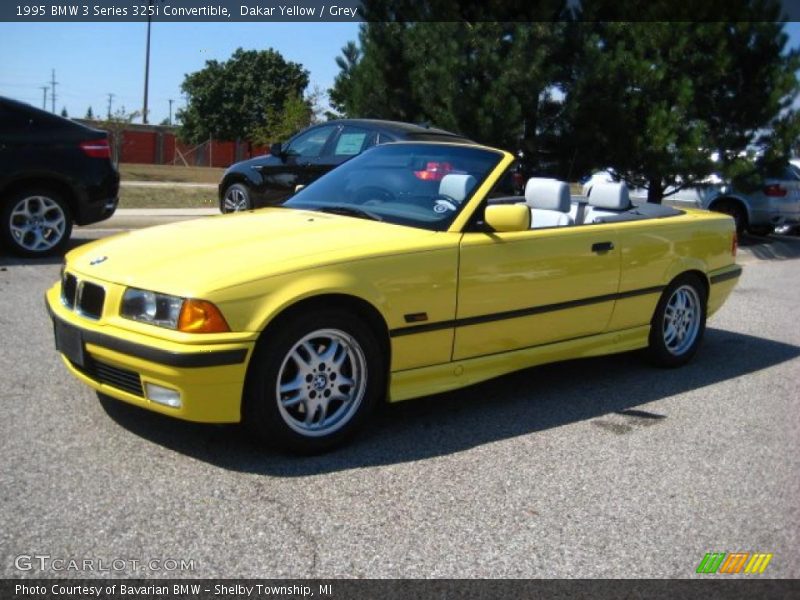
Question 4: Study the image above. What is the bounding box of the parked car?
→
[47,142,740,453]
[581,165,800,236]
[0,97,119,256]
[218,119,472,213]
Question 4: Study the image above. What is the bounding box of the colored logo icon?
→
[696,552,773,574]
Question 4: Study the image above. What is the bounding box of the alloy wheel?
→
[9,195,67,253]
[662,285,702,356]
[275,328,368,437]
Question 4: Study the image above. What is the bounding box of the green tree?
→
[253,92,313,146]
[329,17,568,159]
[328,41,360,116]
[559,1,800,202]
[85,106,94,120]
[177,48,309,143]
[60,107,68,118]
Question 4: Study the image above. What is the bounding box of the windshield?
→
[284,143,504,230]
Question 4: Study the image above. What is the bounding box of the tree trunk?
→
[647,177,663,204]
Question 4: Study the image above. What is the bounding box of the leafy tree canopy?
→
[177,48,309,143]
[560,4,800,201]
[331,0,800,202]
[329,20,568,159]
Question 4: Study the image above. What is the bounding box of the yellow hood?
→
[67,208,440,296]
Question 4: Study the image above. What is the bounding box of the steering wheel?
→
[354,186,395,205]
[431,194,459,215]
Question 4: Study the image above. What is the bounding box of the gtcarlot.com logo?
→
[696,552,773,574]
[14,554,195,573]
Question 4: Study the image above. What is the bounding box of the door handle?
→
[591,241,614,253]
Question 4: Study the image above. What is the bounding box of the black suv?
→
[218,119,471,212]
[0,97,119,256]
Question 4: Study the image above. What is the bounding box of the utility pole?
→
[107,93,115,119]
[40,86,48,110]
[168,99,173,125]
[142,0,152,124]
[50,69,58,114]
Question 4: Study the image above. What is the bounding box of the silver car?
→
[582,164,800,235]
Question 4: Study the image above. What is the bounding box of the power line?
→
[107,93,115,118]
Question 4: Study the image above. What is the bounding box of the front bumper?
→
[45,285,254,423]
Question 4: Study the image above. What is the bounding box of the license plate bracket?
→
[54,320,85,368]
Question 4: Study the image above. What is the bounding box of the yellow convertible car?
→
[46,142,741,452]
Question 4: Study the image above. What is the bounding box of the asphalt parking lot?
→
[0,226,798,579]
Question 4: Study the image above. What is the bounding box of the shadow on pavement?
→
[99,327,800,476]
[738,233,800,261]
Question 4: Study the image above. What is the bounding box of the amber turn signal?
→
[177,299,230,333]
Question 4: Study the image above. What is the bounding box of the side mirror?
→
[270,142,283,159]
[484,204,531,232]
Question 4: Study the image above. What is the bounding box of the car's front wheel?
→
[647,274,707,367]
[244,309,385,453]
[221,183,253,213]
[0,189,72,257]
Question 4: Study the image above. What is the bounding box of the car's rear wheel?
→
[647,274,707,367]
[711,199,746,235]
[0,189,72,257]
[244,309,385,453]
[221,183,252,213]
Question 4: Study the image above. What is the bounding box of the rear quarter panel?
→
[607,209,737,331]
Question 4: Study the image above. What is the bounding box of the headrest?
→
[439,174,476,203]
[524,178,570,213]
[588,182,631,210]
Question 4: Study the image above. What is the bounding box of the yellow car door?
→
[453,223,622,361]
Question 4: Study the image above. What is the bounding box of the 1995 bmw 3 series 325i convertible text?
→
[46,142,741,453]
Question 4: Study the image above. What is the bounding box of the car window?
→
[333,127,373,157]
[782,164,800,181]
[284,125,337,158]
[285,143,504,231]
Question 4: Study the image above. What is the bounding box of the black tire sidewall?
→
[0,188,72,257]
[647,274,708,368]
[243,309,385,454]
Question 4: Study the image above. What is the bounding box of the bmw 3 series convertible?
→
[46,142,741,452]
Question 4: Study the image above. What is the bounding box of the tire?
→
[647,274,707,368]
[0,188,72,257]
[220,183,252,213]
[711,199,746,235]
[747,224,773,237]
[243,308,386,453]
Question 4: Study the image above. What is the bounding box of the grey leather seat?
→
[524,178,574,228]
[438,173,477,203]
[583,182,632,224]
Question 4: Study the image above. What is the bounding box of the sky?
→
[1,21,799,126]
[0,21,361,124]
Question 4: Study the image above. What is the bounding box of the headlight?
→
[120,288,230,333]
[121,288,184,328]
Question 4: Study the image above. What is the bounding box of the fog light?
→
[145,383,181,408]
